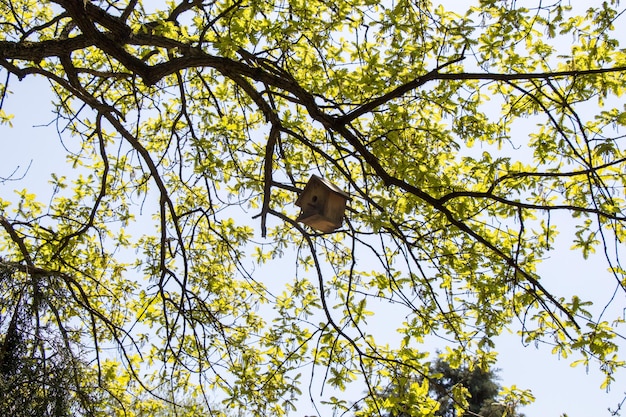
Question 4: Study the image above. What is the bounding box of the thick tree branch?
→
[0,216,35,268]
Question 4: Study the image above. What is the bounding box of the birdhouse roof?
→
[295,175,351,206]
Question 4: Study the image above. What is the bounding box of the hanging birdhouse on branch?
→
[295,175,351,233]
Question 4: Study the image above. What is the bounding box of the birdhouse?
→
[295,175,351,233]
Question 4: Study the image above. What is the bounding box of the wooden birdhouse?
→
[295,175,351,233]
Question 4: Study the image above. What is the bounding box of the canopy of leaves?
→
[1,0,626,416]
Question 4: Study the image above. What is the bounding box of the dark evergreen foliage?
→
[428,358,501,417]
[0,264,92,417]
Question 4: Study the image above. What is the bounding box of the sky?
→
[2,3,626,417]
